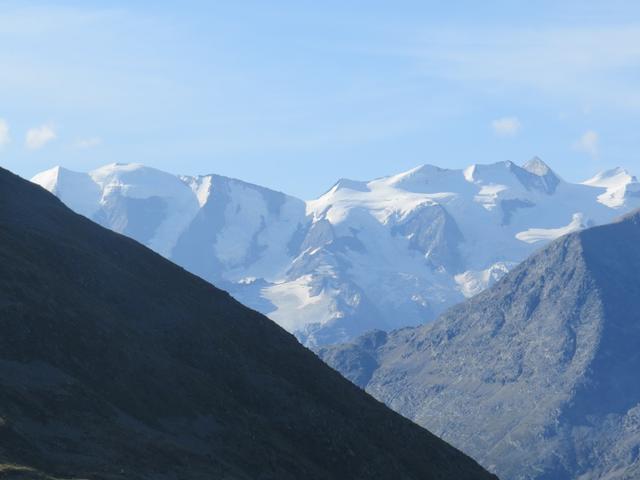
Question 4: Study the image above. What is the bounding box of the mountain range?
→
[320,209,640,480]
[0,166,496,479]
[32,159,640,346]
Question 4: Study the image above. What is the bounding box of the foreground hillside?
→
[0,167,496,479]
[321,210,640,479]
[32,159,640,346]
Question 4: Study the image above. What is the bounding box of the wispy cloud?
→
[573,130,599,158]
[0,5,119,37]
[0,119,10,149]
[73,136,102,149]
[491,116,521,136]
[375,25,640,111]
[25,124,56,150]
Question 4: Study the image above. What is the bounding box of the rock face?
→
[0,167,497,479]
[320,210,640,480]
[32,159,640,346]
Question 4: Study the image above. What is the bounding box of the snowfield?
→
[33,157,640,346]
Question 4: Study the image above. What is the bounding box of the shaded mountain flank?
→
[321,210,640,479]
[0,167,497,480]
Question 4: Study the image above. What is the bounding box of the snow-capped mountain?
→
[32,158,640,346]
[319,209,640,480]
[2,166,495,480]
[33,163,309,315]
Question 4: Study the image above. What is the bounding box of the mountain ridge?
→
[320,208,640,480]
[0,166,497,479]
[32,159,640,346]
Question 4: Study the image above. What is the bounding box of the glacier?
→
[32,158,640,346]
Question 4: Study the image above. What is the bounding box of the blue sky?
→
[1,1,640,198]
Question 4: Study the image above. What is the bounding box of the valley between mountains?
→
[0,166,496,479]
[320,210,640,480]
[21,157,640,479]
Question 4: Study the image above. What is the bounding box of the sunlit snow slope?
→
[33,158,640,346]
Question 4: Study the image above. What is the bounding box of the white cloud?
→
[491,116,521,136]
[25,124,56,150]
[0,119,9,148]
[74,136,102,149]
[573,130,599,158]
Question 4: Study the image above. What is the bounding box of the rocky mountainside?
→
[32,159,640,346]
[0,166,497,479]
[320,210,640,480]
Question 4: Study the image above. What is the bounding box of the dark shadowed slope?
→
[321,210,640,480]
[0,167,496,479]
